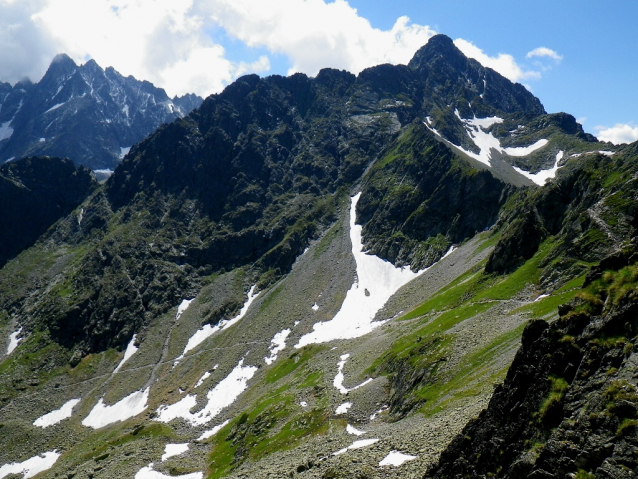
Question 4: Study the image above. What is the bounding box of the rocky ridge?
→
[0,54,202,170]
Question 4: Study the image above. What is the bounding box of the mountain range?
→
[0,34,636,479]
[0,54,202,170]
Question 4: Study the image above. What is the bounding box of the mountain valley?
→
[0,34,637,479]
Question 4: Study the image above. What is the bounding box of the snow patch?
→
[135,464,202,479]
[0,451,61,479]
[113,334,138,373]
[513,150,564,186]
[195,371,211,388]
[39,138,45,143]
[296,194,429,348]
[370,405,389,420]
[0,121,14,141]
[157,359,257,426]
[175,299,193,321]
[33,399,81,428]
[346,424,366,436]
[379,451,417,467]
[7,327,22,355]
[333,353,373,394]
[264,328,291,365]
[82,388,149,429]
[176,286,258,361]
[534,294,550,302]
[503,139,549,156]
[197,419,230,441]
[426,113,548,167]
[333,438,379,456]
[300,401,308,408]
[161,444,189,462]
[335,402,352,415]
[312,302,319,311]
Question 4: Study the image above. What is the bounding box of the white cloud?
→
[596,124,638,145]
[526,47,563,62]
[0,0,435,97]
[203,0,436,76]
[454,38,540,83]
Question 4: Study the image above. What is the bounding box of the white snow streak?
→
[175,299,193,321]
[312,302,319,311]
[135,464,202,479]
[113,334,138,373]
[335,402,352,415]
[176,286,258,361]
[346,424,366,436]
[296,194,426,348]
[503,139,549,156]
[33,399,81,428]
[157,359,257,426]
[379,451,417,467]
[82,388,149,429]
[333,438,379,456]
[197,419,230,441]
[333,353,373,394]
[161,444,189,462]
[534,294,550,302]
[44,103,65,113]
[0,451,61,479]
[264,329,291,365]
[195,371,211,388]
[6,327,22,355]
[370,405,389,420]
[513,150,564,186]
[425,112,548,167]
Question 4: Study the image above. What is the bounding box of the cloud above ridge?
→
[0,0,557,100]
[596,124,638,145]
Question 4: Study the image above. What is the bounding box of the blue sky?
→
[346,0,638,140]
[0,0,636,143]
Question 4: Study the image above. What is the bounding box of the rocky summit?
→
[0,34,636,479]
[0,54,202,170]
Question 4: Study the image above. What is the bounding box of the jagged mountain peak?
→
[408,33,466,71]
[0,55,203,169]
[41,53,78,82]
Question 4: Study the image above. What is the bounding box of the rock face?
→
[0,54,202,169]
[428,245,638,478]
[0,156,96,268]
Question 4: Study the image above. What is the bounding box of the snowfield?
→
[296,193,427,348]
[513,151,564,185]
[424,112,549,168]
[379,451,417,467]
[6,327,22,355]
[264,328,291,365]
[113,334,138,373]
[82,388,149,429]
[157,359,257,426]
[176,286,258,362]
[33,398,81,428]
[0,451,60,479]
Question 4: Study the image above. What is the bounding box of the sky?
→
[1,0,636,144]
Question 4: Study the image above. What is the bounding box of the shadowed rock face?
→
[0,156,97,268]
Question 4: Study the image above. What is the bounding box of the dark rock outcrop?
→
[0,156,96,268]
